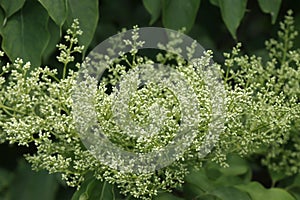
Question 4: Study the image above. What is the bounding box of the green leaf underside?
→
[143,0,161,25]
[1,0,49,67]
[218,0,247,39]
[258,0,282,24]
[162,0,201,32]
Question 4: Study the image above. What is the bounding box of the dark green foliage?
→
[0,0,98,67]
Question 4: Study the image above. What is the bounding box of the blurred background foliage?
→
[0,0,300,199]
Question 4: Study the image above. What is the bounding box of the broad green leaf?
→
[209,0,219,6]
[42,19,61,63]
[218,154,249,176]
[1,0,49,67]
[215,173,247,186]
[38,0,68,28]
[71,175,92,200]
[0,0,25,18]
[218,0,247,39]
[7,159,59,200]
[292,174,300,188]
[241,168,252,183]
[289,188,300,200]
[0,168,13,191]
[257,0,281,24]
[192,194,220,200]
[235,182,295,200]
[0,7,4,31]
[183,183,206,199]
[143,0,161,25]
[154,193,184,200]
[211,186,251,200]
[185,168,215,192]
[206,167,222,180]
[72,175,119,200]
[294,13,300,48]
[269,169,286,184]
[162,0,201,32]
[67,0,99,56]
[204,154,250,185]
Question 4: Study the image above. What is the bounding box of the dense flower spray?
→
[0,12,299,199]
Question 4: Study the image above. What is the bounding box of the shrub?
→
[0,12,299,200]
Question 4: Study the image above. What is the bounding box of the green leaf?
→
[183,183,207,199]
[211,186,251,200]
[0,7,4,30]
[209,0,219,6]
[215,173,247,186]
[218,154,249,176]
[162,0,201,32]
[206,167,222,180]
[292,174,300,188]
[196,194,220,200]
[218,0,247,39]
[185,168,215,192]
[204,154,250,186]
[38,0,68,28]
[154,193,184,200]
[257,0,281,24]
[289,187,300,200]
[235,182,296,200]
[72,175,119,200]
[67,0,99,56]
[269,169,286,184]
[0,168,13,192]
[0,0,25,18]
[7,159,59,200]
[42,19,61,62]
[0,0,49,67]
[143,0,161,25]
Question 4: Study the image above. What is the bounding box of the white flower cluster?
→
[0,15,299,199]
